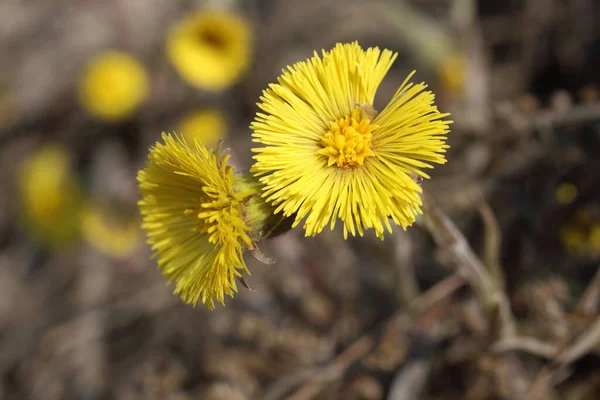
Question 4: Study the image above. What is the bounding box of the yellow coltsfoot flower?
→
[167,10,252,92]
[81,203,142,259]
[18,145,83,248]
[176,108,228,148]
[251,42,452,239]
[79,51,149,122]
[138,133,284,308]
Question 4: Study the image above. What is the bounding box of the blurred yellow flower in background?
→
[138,133,276,308]
[176,108,228,147]
[18,146,83,247]
[81,203,141,259]
[79,51,149,122]
[438,54,467,95]
[251,42,451,239]
[166,10,252,91]
[555,182,578,205]
[560,209,600,257]
[383,1,466,96]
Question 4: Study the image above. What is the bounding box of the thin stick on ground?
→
[422,193,516,338]
[264,272,466,400]
[574,265,600,316]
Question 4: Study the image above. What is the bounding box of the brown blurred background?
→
[1,0,599,399]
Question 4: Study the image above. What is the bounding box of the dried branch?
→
[264,272,465,400]
[479,203,504,287]
[393,230,420,308]
[557,317,600,365]
[286,336,375,400]
[574,265,600,316]
[492,336,558,359]
[409,273,465,314]
[387,359,432,400]
[422,193,516,338]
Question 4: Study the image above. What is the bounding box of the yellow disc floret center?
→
[196,27,229,52]
[184,179,254,248]
[318,106,377,168]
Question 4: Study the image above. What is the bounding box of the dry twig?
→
[264,272,466,400]
[422,193,516,338]
[574,266,600,316]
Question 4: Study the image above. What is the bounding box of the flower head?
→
[176,108,227,148]
[251,42,451,239]
[167,10,252,92]
[555,182,578,205]
[438,54,467,95]
[560,209,600,257]
[79,51,149,122]
[81,203,141,259]
[138,133,279,308]
[18,145,83,247]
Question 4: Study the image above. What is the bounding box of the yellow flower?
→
[79,51,149,122]
[590,225,600,251]
[560,224,588,252]
[560,209,600,256]
[18,146,83,247]
[138,133,279,308]
[166,10,252,91]
[438,54,467,95]
[555,183,578,205]
[251,42,451,239]
[177,108,227,147]
[81,203,141,259]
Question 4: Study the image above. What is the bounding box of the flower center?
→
[318,106,377,168]
[196,26,229,53]
[184,185,254,246]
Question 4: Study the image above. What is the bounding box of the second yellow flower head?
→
[167,10,253,92]
[79,51,149,122]
[251,42,452,239]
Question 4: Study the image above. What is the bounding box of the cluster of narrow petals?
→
[251,42,451,239]
[138,42,451,308]
[138,133,255,308]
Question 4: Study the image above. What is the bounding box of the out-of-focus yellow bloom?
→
[561,225,588,252]
[18,146,83,247]
[560,209,600,256]
[79,51,149,122]
[555,183,578,205]
[176,108,227,147]
[383,0,465,95]
[166,10,252,91]
[251,42,451,240]
[589,225,600,251]
[81,203,141,259]
[138,133,279,308]
[438,54,467,95]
